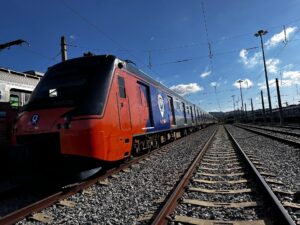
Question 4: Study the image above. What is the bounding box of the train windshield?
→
[23,56,115,115]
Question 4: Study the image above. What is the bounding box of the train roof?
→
[0,67,43,88]
[120,57,210,114]
[48,55,211,115]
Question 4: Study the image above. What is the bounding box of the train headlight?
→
[63,122,71,129]
[64,116,70,122]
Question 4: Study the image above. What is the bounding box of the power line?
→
[62,1,154,70]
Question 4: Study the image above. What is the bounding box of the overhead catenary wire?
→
[61,0,164,79]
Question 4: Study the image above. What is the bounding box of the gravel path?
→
[172,126,266,222]
[237,124,300,143]
[226,124,300,222]
[227,125,300,192]
[17,125,216,225]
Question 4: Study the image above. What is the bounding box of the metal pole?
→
[244,103,247,121]
[231,95,236,122]
[238,80,244,111]
[255,30,273,122]
[251,98,254,123]
[61,36,67,62]
[261,90,266,123]
[276,78,284,125]
[238,80,244,121]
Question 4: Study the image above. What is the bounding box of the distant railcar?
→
[0,68,42,146]
[273,104,300,123]
[12,55,215,163]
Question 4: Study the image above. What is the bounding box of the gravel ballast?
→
[17,125,216,225]
[226,125,300,222]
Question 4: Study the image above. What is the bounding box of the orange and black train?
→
[12,55,215,164]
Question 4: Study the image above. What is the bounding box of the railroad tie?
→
[188,187,254,194]
[192,178,249,184]
[197,172,246,177]
[57,199,76,208]
[181,199,262,208]
[174,215,267,225]
[30,213,53,223]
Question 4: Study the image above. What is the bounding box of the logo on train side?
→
[158,94,164,117]
[31,114,39,126]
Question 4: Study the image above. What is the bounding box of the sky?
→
[1,0,300,112]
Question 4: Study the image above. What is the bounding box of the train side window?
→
[10,89,32,107]
[118,76,126,98]
[182,102,187,124]
[167,96,176,125]
[190,106,194,122]
[175,101,181,111]
[10,94,20,108]
[138,82,154,127]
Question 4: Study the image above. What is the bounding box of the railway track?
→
[152,125,296,225]
[0,126,215,225]
[235,124,300,148]
[241,124,300,136]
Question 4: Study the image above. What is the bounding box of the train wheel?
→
[183,129,188,136]
[132,142,144,156]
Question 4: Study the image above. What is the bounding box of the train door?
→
[117,76,131,131]
[138,82,154,128]
[190,106,194,123]
[182,102,187,124]
[167,96,176,125]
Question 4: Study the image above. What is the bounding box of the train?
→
[0,68,42,147]
[12,55,215,165]
[225,104,300,124]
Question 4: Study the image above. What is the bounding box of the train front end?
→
[12,55,118,167]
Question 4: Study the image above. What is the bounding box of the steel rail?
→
[225,126,296,225]
[150,126,218,225]
[235,124,300,148]
[241,124,300,138]
[273,125,300,130]
[0,128,209,225]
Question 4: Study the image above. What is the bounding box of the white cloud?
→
[200,70,211,78]
[282,64,293,70]
[265,26,297,48]
[258,71,300,89]
[258,79,277,89]
[210,81,220,87]
[282,70,300,80]
[239,49,261,67]
[233,79,253,89]
[170,83,203,96]
[266,58,280,74]
[69,35,76,40]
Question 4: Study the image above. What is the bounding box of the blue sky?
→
[1,0,300,112]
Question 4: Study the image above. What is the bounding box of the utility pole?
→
[61,36,67,62]
[244,103,247,121]
[231,95,236,122]
[261,90,266,123]
[276,78,284,125]
[255,30,273,122]
[238,80,244,120]
[251,98,255,123]
[237,80,244,111]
